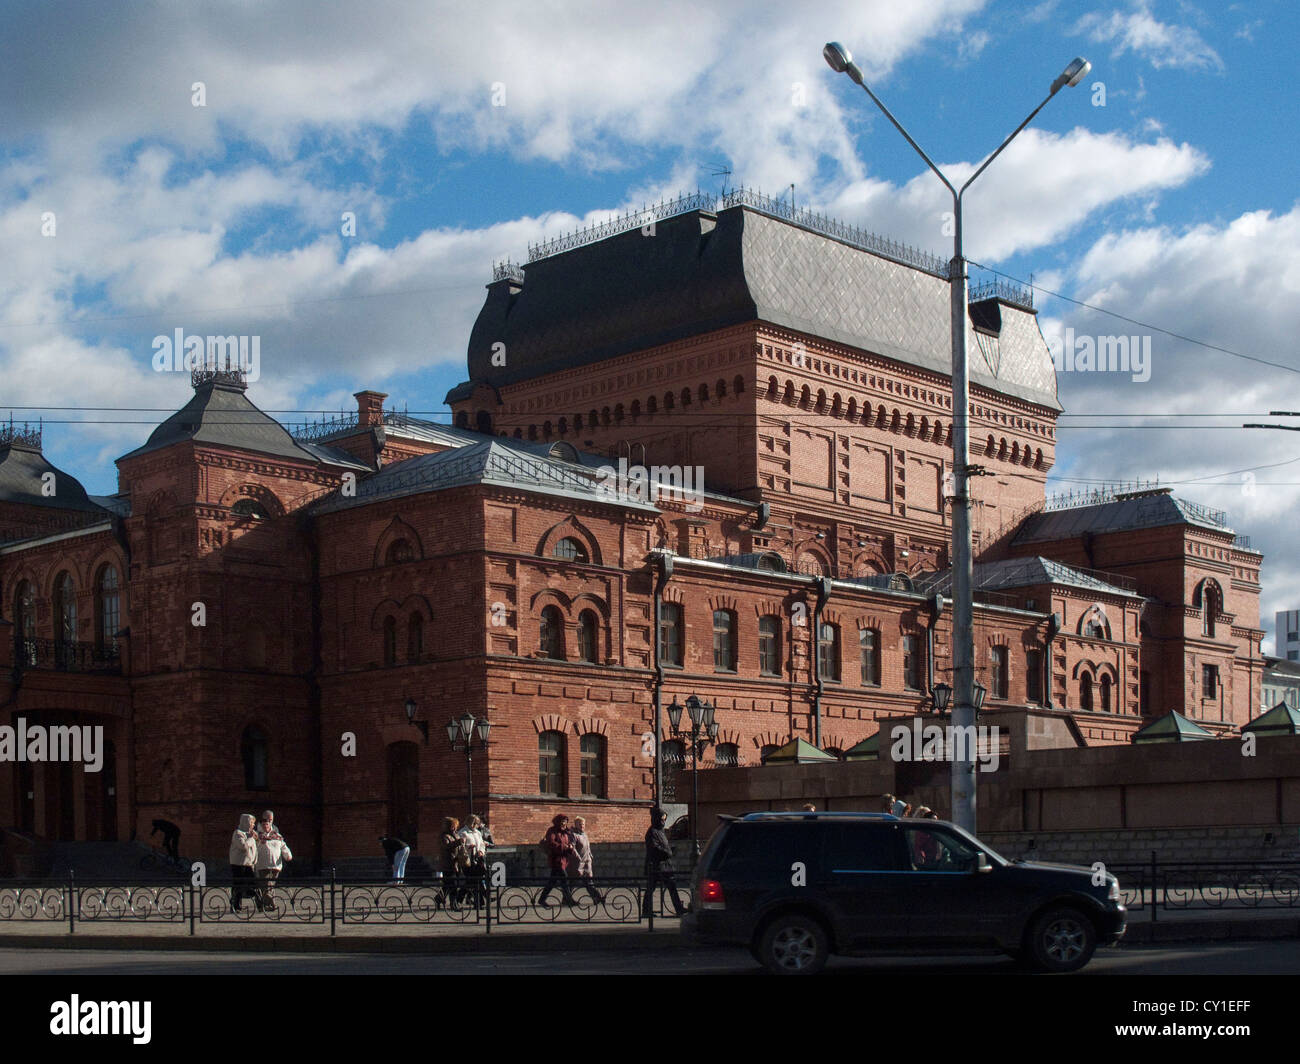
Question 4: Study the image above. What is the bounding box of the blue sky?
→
[3,0,1299,645]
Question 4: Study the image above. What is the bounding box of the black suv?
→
[683,812,1125,974]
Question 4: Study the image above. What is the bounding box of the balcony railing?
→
[15,638,121,674]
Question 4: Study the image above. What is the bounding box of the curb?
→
[0,928,688,954]
[1127,915,1300,945]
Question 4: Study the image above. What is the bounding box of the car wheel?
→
[757,914,829,975]
[1026,907,1096,973]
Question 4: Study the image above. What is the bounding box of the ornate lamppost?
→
[666,694,719,857]
[446,712,491,818]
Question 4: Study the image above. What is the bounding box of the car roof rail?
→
[738,811,899,822]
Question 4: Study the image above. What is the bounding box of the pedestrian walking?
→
[570,816,603,905]
[440,817,466,908]
[458,815,488,906]
[537,813,577,908]
[641,807,686,917]
[253,810,292,912]
[379,834,410,884]
[228,813,258,913]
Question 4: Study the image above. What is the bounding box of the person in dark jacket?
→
[642,807,687,917]
[537,813,577,907]
[379,835,410,883]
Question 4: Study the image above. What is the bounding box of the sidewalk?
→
[0,908,1295,953]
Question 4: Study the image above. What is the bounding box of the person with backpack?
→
[641,807,687,917]
[537,813,577,908]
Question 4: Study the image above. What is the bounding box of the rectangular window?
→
[903,635,921,691]
[1289,651,1299,662]
[713,610,736,672]
[859,628,880,686]
[990,647,1008,700]
[1202,664,1219,699]
[659,603,682,667]
[1026,650,1043,704]
[758,616,780,676]
[579,734,604,798]
[818,623,841,682]
[539,732,564,795]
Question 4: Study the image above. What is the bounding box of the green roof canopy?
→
[761,738,837,764]
[843,733,880,761]
[1131,710,1215,744]
[1242,701,1300,737]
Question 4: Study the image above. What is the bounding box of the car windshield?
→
[941,822,1008,866]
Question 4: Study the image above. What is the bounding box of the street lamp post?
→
[666,694,720,857]
[823,43,1089,833]
[446,712,491,819]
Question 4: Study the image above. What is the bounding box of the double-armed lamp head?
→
[824,42,1090,99]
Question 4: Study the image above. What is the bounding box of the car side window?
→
[904,827,978,872]
[824,824,905,871]
[716,824,819,881]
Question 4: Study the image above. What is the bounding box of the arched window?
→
[385,539,413,564]
[1202,582,1220,638]
[579,734,605,797]
[94,565,120,650]
[733,374,744,395]
[407,614,424,661]
[383,616,397,666]
[990,646,1008,700]
[552,537,588,563]
[758,615,781,676]
[578,610,599,664]
[715,742,739,767]
[242,725,269,790]
[1080,670,1094,711]
[54,572,76,645]
[540,605,565,659]
[825,746,844,760]
[860,628,880,686]
[760,743,778,763]
[231,498,269,519]
[659,603,683,667]
[713,609,737,671]
[818,623,841,682]
[14,581,35,666]
[539,731,565,795]
[1099,673,1112,713]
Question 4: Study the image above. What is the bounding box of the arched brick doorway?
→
[387,742,419,848]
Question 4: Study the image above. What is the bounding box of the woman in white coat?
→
[228,813,258,913]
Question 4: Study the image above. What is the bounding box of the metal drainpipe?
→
[1044,612,1060,708]
[928,594,945,696]
[811,577,832,747]
[652,553,674,809]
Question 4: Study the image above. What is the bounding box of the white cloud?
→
[1074,2,1224,71]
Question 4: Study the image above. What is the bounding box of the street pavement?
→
[0,939,1296,975]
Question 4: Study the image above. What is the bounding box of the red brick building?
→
[0,196,1265,862]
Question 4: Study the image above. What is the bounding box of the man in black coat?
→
[641,807,687,917]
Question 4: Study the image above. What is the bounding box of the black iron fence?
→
[1108,855,1300,920]
[0,872,693,935]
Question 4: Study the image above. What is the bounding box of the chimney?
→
[355,391,388,428]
